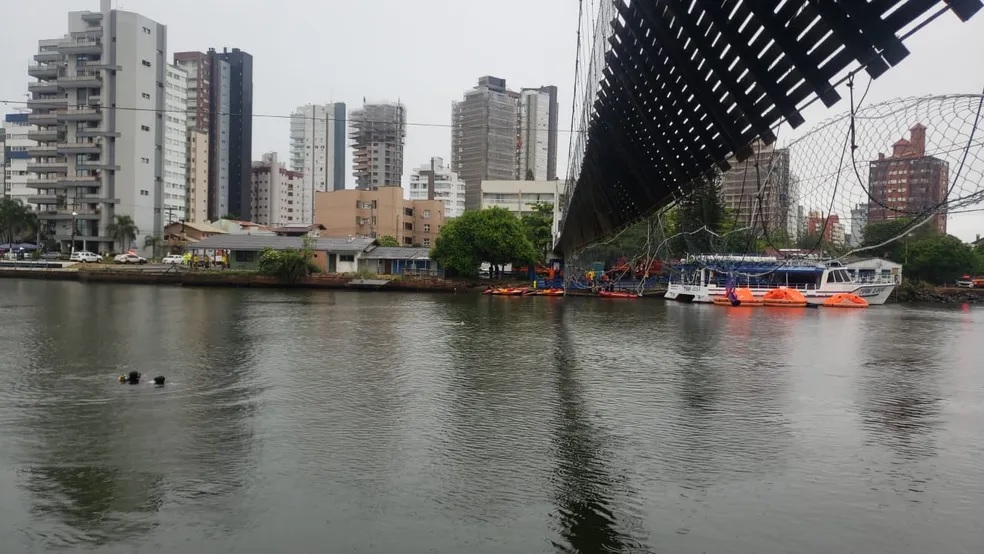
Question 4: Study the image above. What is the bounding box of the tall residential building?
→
[174,47,253,221]
[163,65,188,224]
[251,152,304,226]
[2,112,34,203]
[408,157,466,218]
[350,102,406,189]
[290,103,347,221]
[186,130,208,223]
[719,140,793,238]
[451,77,560,209]
[517,86,559,181]
[849,203,868,247]
[314,186,444,247]
[26,2,168,253]
[173,51,211,223]
[867,123,949,234]
[806,211,846,246]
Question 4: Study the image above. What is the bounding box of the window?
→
[141,157,149,164]
[404,222,413,231]
[235,251,255,263]
[339,254,355,263]
[140,189,149,196]
[142,60,151,67]
[422,209,431,219]
[141,125,150,131]
[423,238,430,247]
[423,224,430,233]
[404,207,413,217]
[142,26,151,34]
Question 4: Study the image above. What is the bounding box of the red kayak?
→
[598,290,641,299]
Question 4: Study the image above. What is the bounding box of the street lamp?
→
[70,211,78,253]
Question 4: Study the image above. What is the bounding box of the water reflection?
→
[549,303,650,553]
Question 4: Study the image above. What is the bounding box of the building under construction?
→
[350,102,406,190]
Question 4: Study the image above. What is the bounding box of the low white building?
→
[408,157,466,218]
[479,179,564,244]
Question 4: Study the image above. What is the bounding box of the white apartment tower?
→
[163,65,188,224]
[173,52,210,223]
[408,157,466,218]
[290,103,347,222]
[251,152,304,226]
[517,89,551,181]
[26,1,168,253]
[2,111,36,204]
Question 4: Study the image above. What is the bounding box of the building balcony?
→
[27,96,68,109]
[27,161,69,174]
[58,38,102,55]
[57,142,102,155]
[28,81,59,94]
[26,177,60,188]
[76,127,119,138]
[28,129,60,142]
[27,194,61,205]
[82,60,121,71]
[81,11,103,22]
[58,107,102,121]
[26,145,59,157]
[57,175,102,188]
[28,63,59,79]
[34,50,62,63]
[37,209,102,221]
[58,71,101,88]
[78,160,119,171]
[28,112,59,126]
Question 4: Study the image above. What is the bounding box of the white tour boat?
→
[664,255,899,305]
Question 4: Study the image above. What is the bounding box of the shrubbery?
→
[257,247,320,283]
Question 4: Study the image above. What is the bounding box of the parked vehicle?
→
[41,252,63,260]
[114,253,148,264]
[69,251,102,263]
[162,254,186,265]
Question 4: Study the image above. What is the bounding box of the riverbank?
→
[0,265,474,293]
[895,280,984,304]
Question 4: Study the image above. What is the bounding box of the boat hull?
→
[666,282,896,305]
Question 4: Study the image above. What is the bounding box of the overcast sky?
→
[3,1,983,239]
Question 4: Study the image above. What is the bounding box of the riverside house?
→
[190,235,376,273]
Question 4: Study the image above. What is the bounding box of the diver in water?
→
[118,371,141,384]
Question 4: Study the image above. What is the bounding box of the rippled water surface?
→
[1,280,983,553]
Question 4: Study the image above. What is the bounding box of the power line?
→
[0,99,588,135]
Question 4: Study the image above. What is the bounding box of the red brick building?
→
[805,211,845,246]
[867,123,949,233]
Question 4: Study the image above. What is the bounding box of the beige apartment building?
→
[313,186,444,247]
[186,129,209,223]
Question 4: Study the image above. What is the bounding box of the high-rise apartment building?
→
[350,102,406,189]
[806,211,845,246]
[290,103,347,221]
[849,203,868,247]
[163,65,188,224]
[2,112,34,203]
[408,157,466,218]
[719,140,794,238]
[26,1,168,253]
[186,130,208,223]
[173,51,211,223]
[174,47,253,221]
[451,77,559,209]
[867,123,949,234]
[251,152,303,226]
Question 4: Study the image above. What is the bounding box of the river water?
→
[0,280,982,553]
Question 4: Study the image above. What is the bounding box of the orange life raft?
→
[763,287,808,307]
[712,287,763,306]
[823,293,869,308]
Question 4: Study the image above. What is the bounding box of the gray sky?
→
[3,1,983,239]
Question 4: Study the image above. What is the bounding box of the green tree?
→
[860,218,938,261]
[377,235,399,247]
[905,234,978,284]
[0,197,37,246]
[107,215,138,253]
[258,237,321,283]
[143,235,164,259]
[520,202,554,261]
[671,173,726,256]
[221,213,239,220]
[431,207,537,276]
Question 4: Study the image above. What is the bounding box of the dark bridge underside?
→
[558,0,982,254]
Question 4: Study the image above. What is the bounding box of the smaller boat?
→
[483,287,528,296]
[528,288,565,296]
[823,293,869,308]
[763,287,808,307]
[712,287,763,307]
[598,290,641,299]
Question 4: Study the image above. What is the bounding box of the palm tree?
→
[107,215,138,254]
[143,235,164,259]
[0,197,32,246]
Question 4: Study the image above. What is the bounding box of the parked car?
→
[69,251,102,263]
[114,253,148,264]
[162,254,186,265]
[41,252,63,260]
